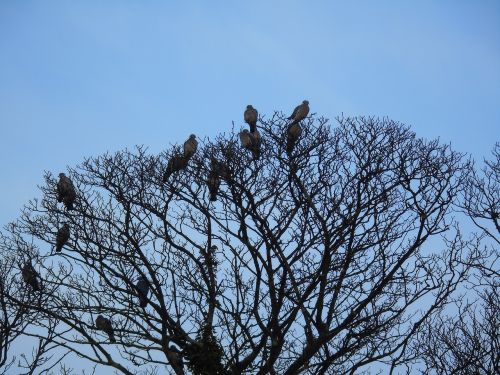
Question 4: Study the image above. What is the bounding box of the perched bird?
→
[239,129,253,150]
[96,315,116,343]
[249,130,261,160]
[57,173,76,210]
[163,155,189,182]
[239,130,261,160]
[288,100,310,124]
[244,105,258,133]
[211,157,230,181]
[207,170,221,201]
[55,224,70,252]
[22,263,41,291]
[183,134,198,159]
[166,345,184,374]
[286,123,302,155]
[135,276,150,308]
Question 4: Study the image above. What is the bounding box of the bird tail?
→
[252,148,261,161]
[250,124,256,133]
[286,139,295,155]
[109,332,116,343]
[139,296,148,308]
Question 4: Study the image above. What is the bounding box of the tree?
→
[415,144,499,375]
[0,238,57,375]
[0,114,487,374]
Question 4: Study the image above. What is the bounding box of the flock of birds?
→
[19,100,310,345]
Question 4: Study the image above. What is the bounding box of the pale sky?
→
[0,1,499,371]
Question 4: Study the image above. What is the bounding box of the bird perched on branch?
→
[288,100,309,125]
[250,130,261,160]
[163,155,189,182]
[55,224,70,252]
[96,315,116,343]
[183,134,198,159]
[22,263,41,291]
[239,129,261,160]
[135,276,150,308]
[211,157,230,181]
[166,345,184,374]
[286,123,302,155]
[57,173,76,210]
[207,170,221,201]
[244,105,258,133]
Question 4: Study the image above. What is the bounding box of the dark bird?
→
[22,263,41,291]
[135,276,150,308]
[207,170,221,201]
[239,129,253,150]
[183,134,198,159]
[250,130,261,160]
[286,123,302,155]
[57,173,76,210]
[55,224,70,252]
[163,155,189,182]
[166,345,184,374]
[244,105,258,133]
[96,315,116,343]
[211,157,230,181]
[239,130,261,160]
[288,100,310,124]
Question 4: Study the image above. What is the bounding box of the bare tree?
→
[415,143,499,375]
[0,114,486,374]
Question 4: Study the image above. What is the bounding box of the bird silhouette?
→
[288,100,310,125]
[96,315,116,343]
[22,263,41,291]
[163,155,189,182]
[183,134,198,159]
[244,105,258,133]
[55,224,70,252]
[135,276,150,308]
[57,173,76,210]
[286,123,302,155]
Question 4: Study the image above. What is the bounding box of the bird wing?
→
[288,105,300,120]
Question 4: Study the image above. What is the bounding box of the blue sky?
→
[0,1,499,225]
[0,2,499,372]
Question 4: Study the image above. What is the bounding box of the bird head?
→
[303,100,309,105]
[247,105,253,109]
[59,173,66,178]
[63,223,70,230]
[189,134,196,139]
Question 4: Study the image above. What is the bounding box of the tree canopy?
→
[0,112,497,374]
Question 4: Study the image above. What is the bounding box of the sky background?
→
[1,1,499,227]
[0,1,499,373]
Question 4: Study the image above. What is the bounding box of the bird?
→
[22,263,41,291]
[57,173,76,210]
[211,157,230,181]
[207,170,221,201]
[163,155,189,182]
[96,315,116,343]
[240,130,261,160]
[239,129,253,150]
[166,345,184,374]
[244,105,258,133]
[286,123,302,155]
[249,130,261,160]
[288,100,310,125]
[135,276,150,308]
[55,224,70,252]
[183,134,198,159]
